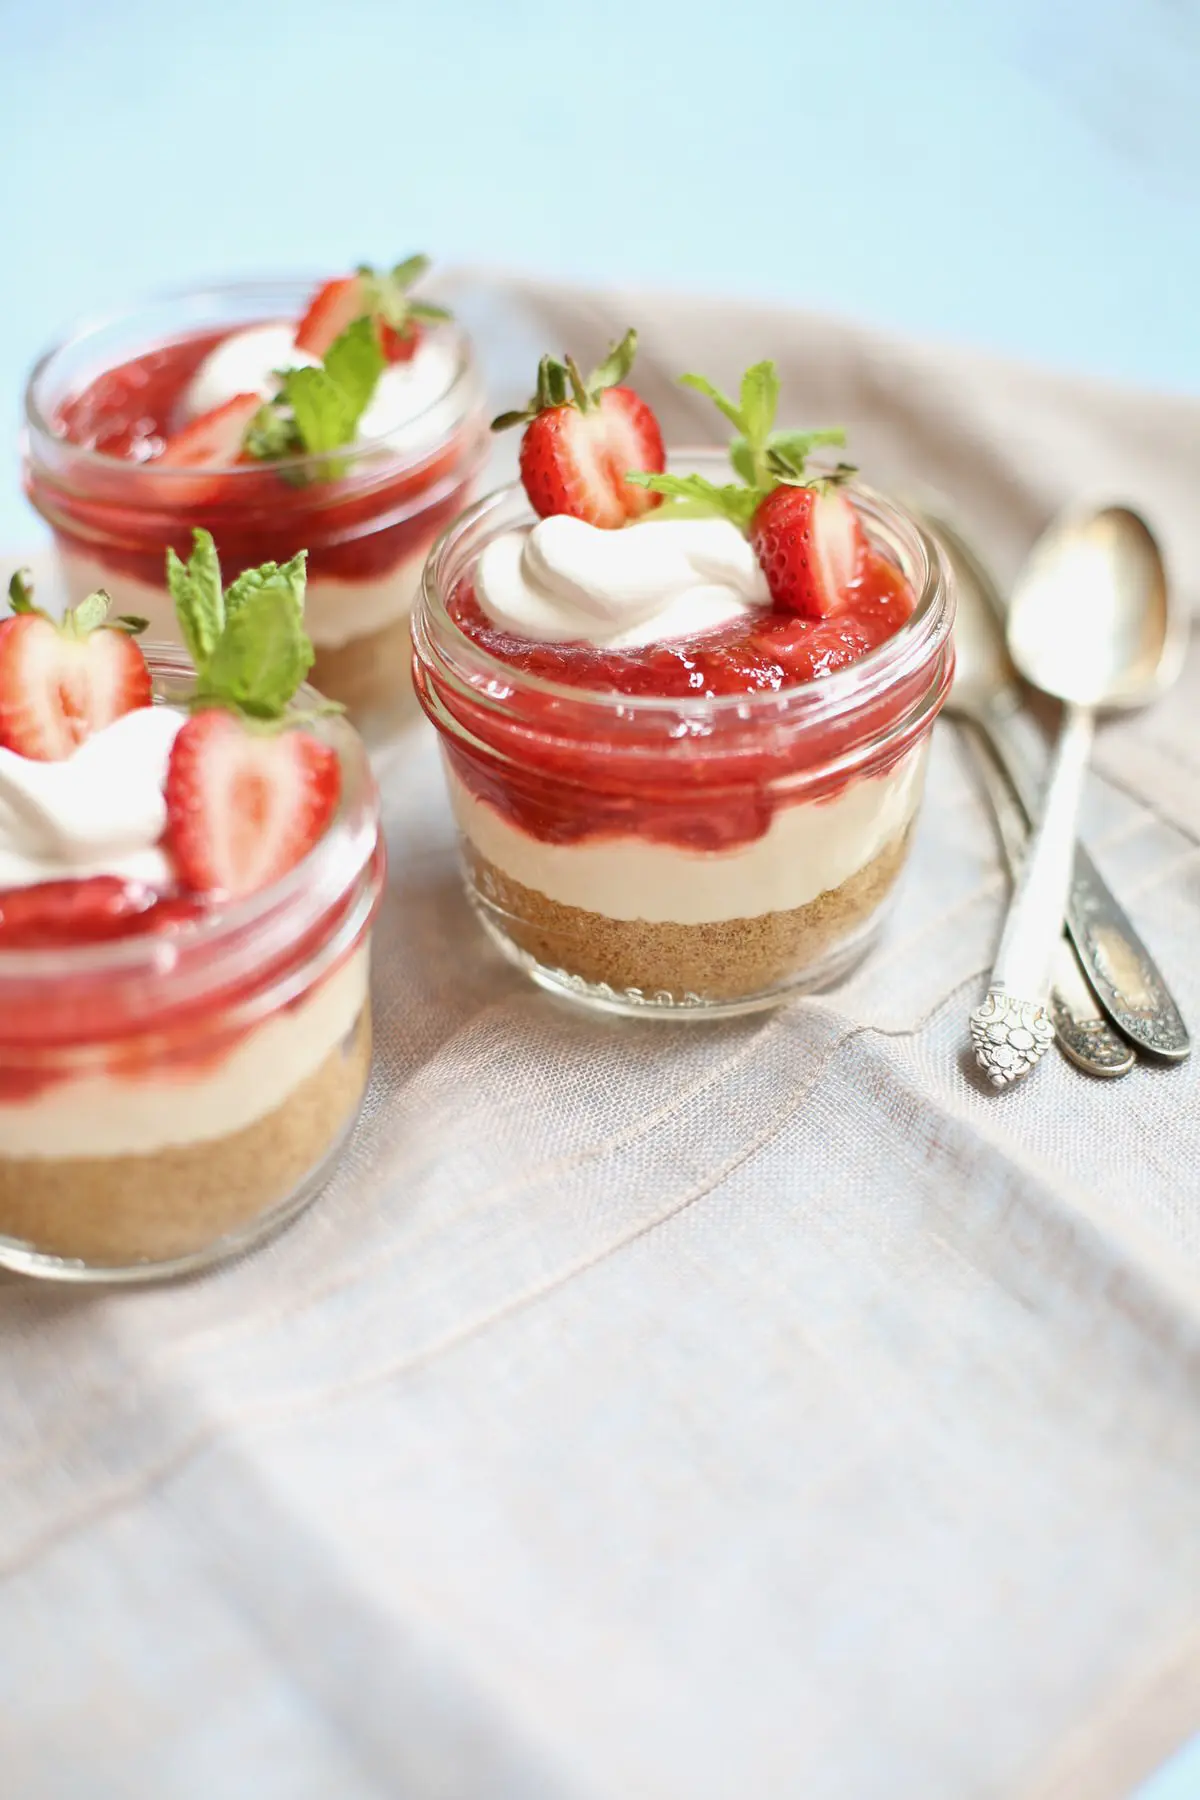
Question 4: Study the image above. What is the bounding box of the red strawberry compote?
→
[0,588,383,1278]
[413,454,955,1016]
[23,274,487,737]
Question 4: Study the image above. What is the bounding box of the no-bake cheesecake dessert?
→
[413,337,954,1015]
[0,534,383,1279]
[24,259,486,734]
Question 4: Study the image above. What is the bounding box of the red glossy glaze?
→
[448,548,913,698]
[0,842,385,1101]
[38,326,477,585]
[424,549,933,854]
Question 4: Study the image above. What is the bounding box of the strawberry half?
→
[295,256,448,361]
[0,575,151,762]
[749,483,867,619]
[491,330,665,529]
[164,709,341,901]
[153,391,263,503]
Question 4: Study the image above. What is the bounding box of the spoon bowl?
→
[1006,506,1172,711]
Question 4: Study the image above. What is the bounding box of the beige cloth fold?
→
[1,274,1198,1800]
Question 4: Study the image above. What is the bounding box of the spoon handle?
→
[971,705,1094,1087]
[963,720,1134,1078]
[978,691,1191,1063]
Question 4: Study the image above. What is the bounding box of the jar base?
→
[471,888,894,1021]
[0,1104,361,1286]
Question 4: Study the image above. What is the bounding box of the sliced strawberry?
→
[156,392,263,469]
[749,484,867,619]
[164,709,341,901]
[0,877,160,948]
[295,276,368,359]
[296,259,444,361]
[0,582,152,762]
[494,331,665,529]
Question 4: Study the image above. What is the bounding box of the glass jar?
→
[23,280,489,742]
[412,455,955,1019]
[0,650,384,1282]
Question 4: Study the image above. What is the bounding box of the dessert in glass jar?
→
[23,258,487,737]
[412,337,954,1017]
[0,534,383,1280]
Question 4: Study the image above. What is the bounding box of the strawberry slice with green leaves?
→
[162,531,341,900]
[295,256,450,363]
[0,573,151,761]
[626,362,864,618]
[491,331,666,529]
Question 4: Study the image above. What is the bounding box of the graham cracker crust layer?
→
[467,834,911,1002]
[0,1009,371,1269]
[311,617,422,735]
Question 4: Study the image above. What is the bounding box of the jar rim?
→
[0,644,381,997]
[23,275,483,486]
[413,451,955,728]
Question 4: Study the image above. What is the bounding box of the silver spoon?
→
[928,512,1132,1077]
[969,504,1186,1088]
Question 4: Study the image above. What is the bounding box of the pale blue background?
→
[2,1,1198,1791]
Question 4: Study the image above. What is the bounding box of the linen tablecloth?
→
[1,274,1198,1800]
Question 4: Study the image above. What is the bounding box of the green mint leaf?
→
[766,426,846,481]
[196,581,314,721]
[588,328,637,395]
[71,592,111,636]
[7,568,37,615]
[323,316,385,421]
[388,253,430,290]
[224,550,308,623]
[166,529,225,672]
[409,299,452,323]
[244,399,301,462]
[729,438,757,485]
[738,362,780,455]
[281,365,358,463]
[679,372,744,435]
[625,472,760,531]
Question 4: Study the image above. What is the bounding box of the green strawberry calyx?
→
[491,329,640,430]
[6,569,148,638]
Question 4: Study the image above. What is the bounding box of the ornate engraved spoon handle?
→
[962,720,1134,1078]
[971,705,1094,1087]
[978,693,1190,1063]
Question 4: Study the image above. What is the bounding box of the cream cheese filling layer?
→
[447,745,926,925]
[0,946,369,1160]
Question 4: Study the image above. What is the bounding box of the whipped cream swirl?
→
[183,322,461,448]
[475,516,770,648]
[0,706,183,892]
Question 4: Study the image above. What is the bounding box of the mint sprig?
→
[245,315,385,480]
[626,361,850,531]
[165,529,321,723]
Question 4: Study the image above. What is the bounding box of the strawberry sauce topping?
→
[449,547,913,699]
[41,319,476,584]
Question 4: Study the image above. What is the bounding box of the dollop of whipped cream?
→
[0,707,184,892]
[476,516,770,648]
[183,321,460,447]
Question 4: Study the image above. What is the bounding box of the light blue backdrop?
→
[2,3,1197,1791]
